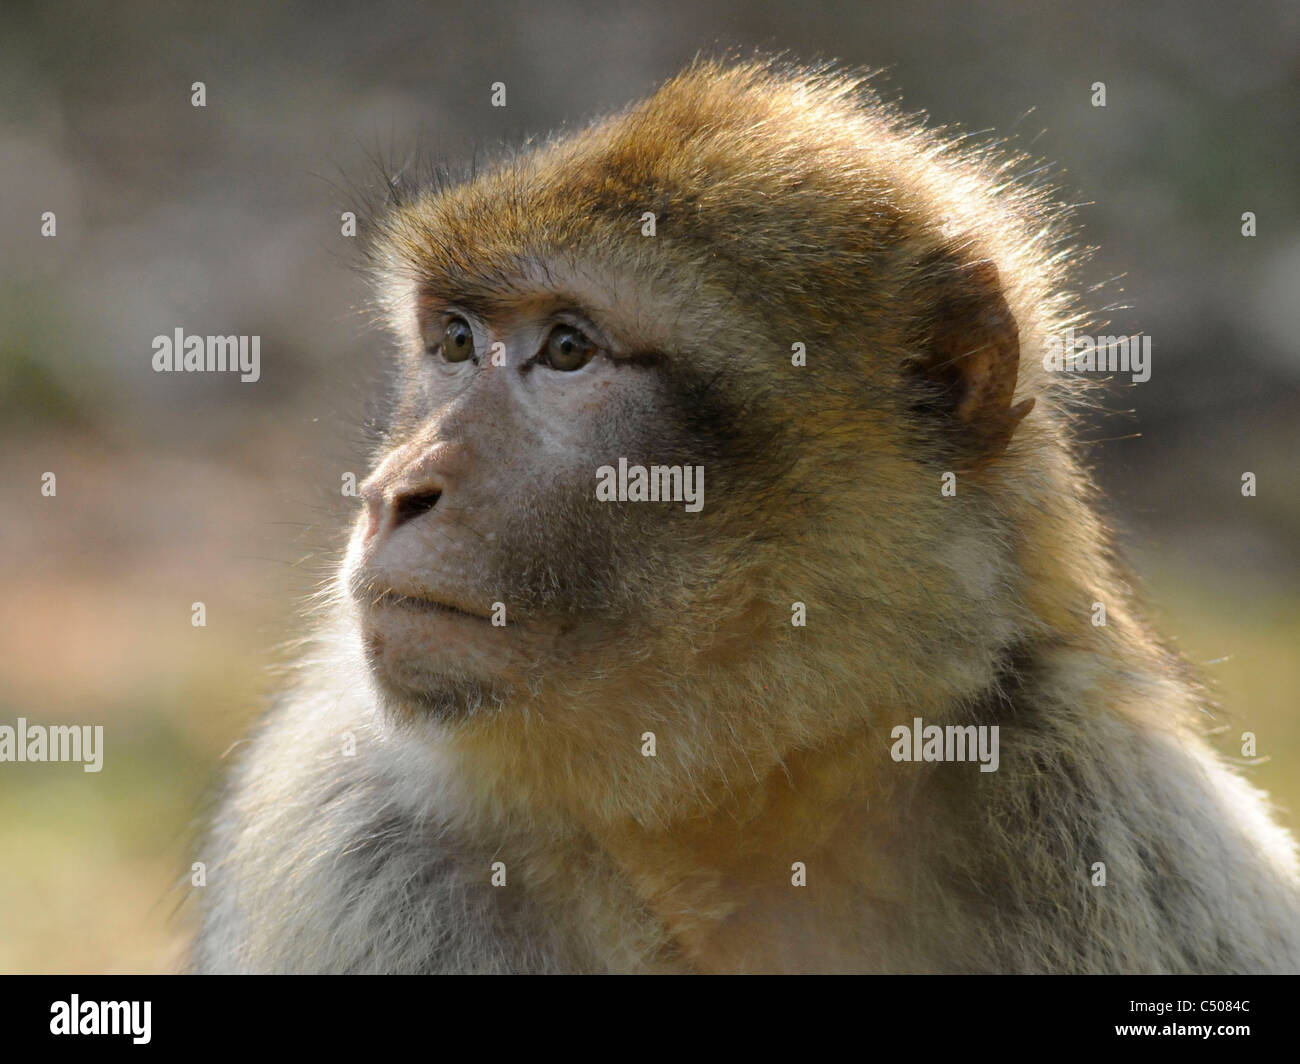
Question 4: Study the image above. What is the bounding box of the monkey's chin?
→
[369,666,513,725]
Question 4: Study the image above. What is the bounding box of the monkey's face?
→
[344,257,781,723]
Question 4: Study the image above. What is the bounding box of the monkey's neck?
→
[577,642,1096,974]
[588,724,900,973]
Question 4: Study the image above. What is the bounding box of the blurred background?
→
[0,0,1296,972]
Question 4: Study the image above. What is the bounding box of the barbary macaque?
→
[193,59,1300,973]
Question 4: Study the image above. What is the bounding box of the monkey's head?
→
[342,59,1087,824]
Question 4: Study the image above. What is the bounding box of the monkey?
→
[191,58,1300,974]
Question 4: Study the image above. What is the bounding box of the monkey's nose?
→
[392,489,442,528]
[359,440,461,544]
[360,480,443,545]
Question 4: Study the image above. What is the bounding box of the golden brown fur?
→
[194,58,1300,974]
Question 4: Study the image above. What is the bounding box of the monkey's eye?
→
[541,325,596,371]
[439,317,475,363]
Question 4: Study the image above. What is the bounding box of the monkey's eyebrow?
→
[418,267,665,357]
[416,289,498,320]
[548,304,612,341]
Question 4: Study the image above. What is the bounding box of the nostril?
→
[392,490,442,528]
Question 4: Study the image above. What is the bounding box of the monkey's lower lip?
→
[371,590,491,622]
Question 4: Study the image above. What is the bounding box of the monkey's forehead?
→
[374,59,1060,333]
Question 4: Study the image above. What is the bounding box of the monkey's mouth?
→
[370,589,492,623]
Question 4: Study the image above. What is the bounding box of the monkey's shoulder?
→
[195,688,583,973]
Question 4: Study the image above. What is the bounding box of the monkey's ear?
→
[910,258,1035,461]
